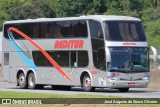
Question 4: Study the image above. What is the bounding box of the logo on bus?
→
[123,42,136,46]
[54,40,84,49]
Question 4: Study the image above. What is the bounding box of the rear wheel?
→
[18,73,28,89]
[118,88,129,92]
[28,73,44,89]
[82,74,95,92]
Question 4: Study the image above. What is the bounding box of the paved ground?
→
[0,69,160,98]
[0,82,160,98]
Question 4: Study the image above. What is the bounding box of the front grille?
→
[119,78,142,81]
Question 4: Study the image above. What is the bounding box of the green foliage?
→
[0,0,25,13]
[0,91,117,98]
[55,0,107,17]
[31,0,55,18]
[10,0,56,20]
[145,20,160,53]
[0,11,10,30]
[10,3,43,20]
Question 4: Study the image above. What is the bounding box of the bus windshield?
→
[105,21,146,41]
[109,47,149,72]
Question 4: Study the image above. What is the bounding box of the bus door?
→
[97,48,106,71]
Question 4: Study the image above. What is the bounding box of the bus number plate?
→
[128,83,135,86]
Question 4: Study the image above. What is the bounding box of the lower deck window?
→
[32,51,88,67]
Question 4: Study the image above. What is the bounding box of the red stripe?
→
[8,27,72,81]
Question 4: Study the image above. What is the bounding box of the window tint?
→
[21,23,35,38]
[4,24,23,39]
[92,49,106,70]
[4,20,88,39]
[105,21,146,41]
[97,49,106,70]
[32,51,69,67]
[32,51,52,66]
[46,22,61,38]
[78,51,88,67]
[89,20,106,70]
[70,51,88,67]
[4,53,9,65]
[93,51,98,68]
[56,51,69,66]
[71,51,77,67]
[32,51,88,67]
[47,20,88,38]
[89,20,104,39]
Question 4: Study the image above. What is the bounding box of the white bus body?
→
[2,15,149,92]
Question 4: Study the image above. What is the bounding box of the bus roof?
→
[4,15,141,24]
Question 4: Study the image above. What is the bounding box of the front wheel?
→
[118,88,129,92]
[82,75,95,92]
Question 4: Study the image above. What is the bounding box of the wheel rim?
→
[29,75,35,87]
[84,77,91,88]
[19,75,25,85]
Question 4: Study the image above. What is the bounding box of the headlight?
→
[142,77,149,80]
[108,76,118,80]
[142,72,150,80]
[108,72,120,80]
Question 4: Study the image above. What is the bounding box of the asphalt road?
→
[0,82,160,98]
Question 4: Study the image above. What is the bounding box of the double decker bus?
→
[2,15,149,92]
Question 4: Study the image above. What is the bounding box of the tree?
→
[10,3,43,20]
[31,0,55,18]
[10,1,56,20]
[55,0,84,17]
[0,11,10,30]
[55,0,107,17]
[151,0,158,8]
[0,0,25,13]
[93,0,107,14]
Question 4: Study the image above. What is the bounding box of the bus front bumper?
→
[108,80,149,88]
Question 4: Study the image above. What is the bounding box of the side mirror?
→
[150,46,158,69]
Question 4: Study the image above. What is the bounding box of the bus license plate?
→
[128,83,135,86]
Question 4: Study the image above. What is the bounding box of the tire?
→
[51,85,71,90]
[118,88,129,92]
[18,73,28,89]
[28,73,41,89]
[82,74,95,92]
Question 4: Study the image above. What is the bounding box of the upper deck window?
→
[105,21,146,41]
[89,20,104,39]
[4,20,88,39]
